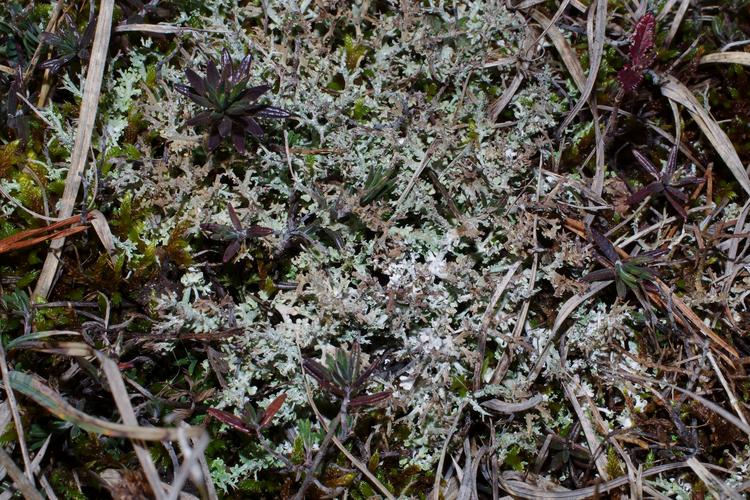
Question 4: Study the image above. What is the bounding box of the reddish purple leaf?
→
[254,106,294,119]
[627,181,664,206]
[582,268,616,283]
[247,225,274,237]
[232,129,246,153]
[222,239,241,263]
[629,12,656,67]
[349,391,392,408]
[664,190,688,219]
[353,356,381,390]
[207,408,255,435]
[303,359,330,383]
[259,393,287,428]
[303,359,344,397]
[207,132,222,151]
[227,204,242,231]
[618,12,657,92]
[664,143,679,179]
[589,229,619,264]
[617,66,644,93]
[632,150,661,179]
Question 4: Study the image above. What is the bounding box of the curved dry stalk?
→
[0,344,33,484]
[473,261,520,390]
[34,0,116,300]
[556,0,607,134]
[0,446,43,500]
[500,461,734,498]
[661,76,750,197]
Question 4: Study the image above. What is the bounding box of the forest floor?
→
[1,0,750,498]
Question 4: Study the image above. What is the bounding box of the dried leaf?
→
[88,209,117,262]
[5,330,81,351]
[482,394,544,414]
[699,51,750,67]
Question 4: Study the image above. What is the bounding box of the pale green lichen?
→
[26,0,735,494]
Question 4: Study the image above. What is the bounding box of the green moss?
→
[50,468,87,500]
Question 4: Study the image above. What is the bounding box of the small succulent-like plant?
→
[175,49,292,152]
[39,16,95,74]
[582,229,664,299]
[303,342,391,409]
[627,145,704,218]
[360,163,398,206]
[200,204,273,263]
[0,3,43,67]
[5,68,29,141]
[207,393,287,436]
[617,11,657,93]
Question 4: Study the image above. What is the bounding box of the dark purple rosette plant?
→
[175,48,292,153]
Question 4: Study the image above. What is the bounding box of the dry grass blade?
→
[482,394,543,414]
[699,51,750,66]
[661,75,750,197]
[653,278,739,358]
[330,433,394,498]
[165,432,210,500]
[8,370,203,441]
[193,436,219,500]
[0,343,33,484]
[6,330,81,350]
[500,462,720,498]
[25,342,93,356]
[0,214,92,255]
[513,0,547,8]
[389,140,440,222]
[563,379,609,480]
[488,73,524,122]
[706,350,749,427]
[430,402,467,500]
[473,261,520,390]
[527,0,571,59]
[113,23,228,34]
[657,0,679,20]
[669,383,750,438]
[455,438,485,500]
[557,0,607,134]
[487,26,536,120]
[95,351,168,498]
[0,447,43,500]
[665,0,691,48]
[529,10,586,92]
[88,209,117,262]
[726,199,750,275]
[34,0,116,300]
[0,180,66,223]
[526,280,611,386]
[686,458,743,500]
